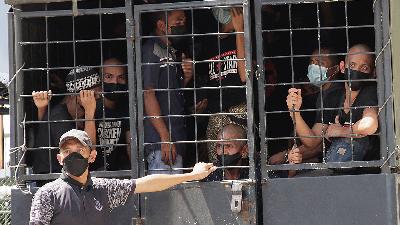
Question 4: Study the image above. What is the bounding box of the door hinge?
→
[231,182,243,213]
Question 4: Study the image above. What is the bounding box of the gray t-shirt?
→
[141,37,186,154]
[29,172,136,225]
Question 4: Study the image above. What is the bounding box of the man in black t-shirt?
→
[91,58,131,171]
[31,66,100,175]
[286,44,378,163]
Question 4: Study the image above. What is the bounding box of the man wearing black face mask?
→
[286,44,379,165]
[206,124,249,181]
[29,129,216,225]
[91,58,131,171]
[142,10,193,174]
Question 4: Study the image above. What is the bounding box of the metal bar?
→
[19,37,127,45]
[134,0,246,12]
[266,160,384,171]
[8,10,17,176]
[381,0,396,168]
[374,0,389,173]
[125,0,138,179]
[391,0,400,157]
[15,7,127,18]
[13,8,26,187]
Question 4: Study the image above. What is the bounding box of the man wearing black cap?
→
[29,129,216,225]
[30,66,100,176]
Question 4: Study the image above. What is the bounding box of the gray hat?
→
[65,66,101,93]
[59,129,93,149]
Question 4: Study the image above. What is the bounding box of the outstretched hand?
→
[190,162,217,180]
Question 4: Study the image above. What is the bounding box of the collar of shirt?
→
[149,32,178,60]
[60,169,93,191]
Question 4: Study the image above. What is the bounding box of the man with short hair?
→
[29,129,215,225]
[91,58,131,171]
[287,44,378,163]
[207,124,249,181]
[31,66,99,175]
[142,10,193,174]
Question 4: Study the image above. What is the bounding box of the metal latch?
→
[230,182,243,213]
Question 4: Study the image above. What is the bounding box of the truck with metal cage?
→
[5,0,400,224]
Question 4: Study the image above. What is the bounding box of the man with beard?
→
[91,58,131,171]
[142,10,193,174]
[29,129,216,225]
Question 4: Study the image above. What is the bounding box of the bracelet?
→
[283,150,289,163]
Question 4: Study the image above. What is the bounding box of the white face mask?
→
[212,8,232,25]
[307,64,328,86]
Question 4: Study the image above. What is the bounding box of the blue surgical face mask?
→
[212,8,232,25]
[307,64,328,86]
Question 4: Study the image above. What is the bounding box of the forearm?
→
[351,117,378,136]
[144,91,170,140]
[292,112,321,148]
[84,112,96,151]
[134,173,198,193]
[37,107,47,121]
[236,33,246,83]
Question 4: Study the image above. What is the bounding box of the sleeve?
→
[96,178,136,210]
[142,42,161,90]
[29,187,55,225]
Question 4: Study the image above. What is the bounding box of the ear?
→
[88,150,97,163]
[241,144,249,158]
[339,61,345,73]
[57,153,63,166]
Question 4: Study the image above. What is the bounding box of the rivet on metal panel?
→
[255,64,261,80]
[231,182,243,213]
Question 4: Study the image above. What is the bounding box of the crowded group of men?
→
[29,6,379,182]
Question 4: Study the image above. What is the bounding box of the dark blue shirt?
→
[141,37,186,154]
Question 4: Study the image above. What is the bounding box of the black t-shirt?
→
[315,83,378,125]
[91,101,130,171]
[31,104,76,174]
[199,34,246,113]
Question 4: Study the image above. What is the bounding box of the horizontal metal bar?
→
[262,24,375,33]
[15,6,127,18]
[24,117,131,124]
[263,52,376,60]
[135,0,245,12]
[20,64,128,71]
[19,37,127,45]
[261,0,348,5]
[265,160,384,171]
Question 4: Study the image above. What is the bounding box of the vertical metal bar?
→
[391,0,400,156]
[13,10,25,186]
[381,0,395,168]
[374,0,389,173]
[8,10,17,177]
[254,0,268,179]
[134,5,145,179]
[243,0,255,181]
[125,0,138,179]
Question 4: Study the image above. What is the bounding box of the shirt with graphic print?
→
[91,100,130,171]
[199,34,246,113]
[29,171,136,225]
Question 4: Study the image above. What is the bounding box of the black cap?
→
[65,66,101,93]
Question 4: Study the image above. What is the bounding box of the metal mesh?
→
[0,178,15,225]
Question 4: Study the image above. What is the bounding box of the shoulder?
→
[142,38,167,62]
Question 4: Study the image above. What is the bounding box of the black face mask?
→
[344,68,371,91]
[217,152,242,167]
[103,83,128,102]
[63,152,89,177]
[169,26,189,51]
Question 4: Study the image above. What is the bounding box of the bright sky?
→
[0,2,10,76]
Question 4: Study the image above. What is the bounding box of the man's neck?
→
[67,169,89,186]
[225,168,241,180]
[104,97,116,109]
